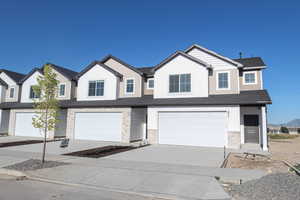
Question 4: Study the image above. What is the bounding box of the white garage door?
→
[158,112,227,147]
[15,113,42,137]
[74,112,122,141]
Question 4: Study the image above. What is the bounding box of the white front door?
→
[74,112,122,141]
[15,112,42,137]
[158,111,227,147]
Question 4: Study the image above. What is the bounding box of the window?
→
[9,87,14,98]
[58,84,66,97]
[126,79,134,93]
[244,72,256,84]
[169,74,191,93]
[147,79,154,89]
[217,72,229,89]
[88,80,104,96]
[29,86,40,99]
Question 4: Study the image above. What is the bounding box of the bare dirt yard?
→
[225,135,300,173]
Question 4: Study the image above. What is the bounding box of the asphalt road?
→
[0,176,160,200]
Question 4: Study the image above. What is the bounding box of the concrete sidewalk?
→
[27,163,230,200]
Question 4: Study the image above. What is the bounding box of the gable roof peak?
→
[153,50,212,72]
[100,54,143,75]
[0,69,26,83]
[75,60,123,80]
[18,67,43,84]
[44,62,78,80]
[185,44,243,67]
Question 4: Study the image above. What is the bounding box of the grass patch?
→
[269,134,299,139]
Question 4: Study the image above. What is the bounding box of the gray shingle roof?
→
[233,57,266,68]
[0,90,271,109]
[46,63,78,80]
[0,69,26,83]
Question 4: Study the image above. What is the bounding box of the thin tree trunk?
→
[42,108,48,164]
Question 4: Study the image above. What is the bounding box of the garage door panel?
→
[15,113,42,137]
[158,112,226,147]
[74,112,122,141]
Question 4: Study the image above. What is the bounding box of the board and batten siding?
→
[154,55,209,98]
[77,64,118,101]
[104,58,142,98]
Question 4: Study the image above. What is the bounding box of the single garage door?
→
[74,112,122,141]
[158,112,227,147]
[15,113,41,137]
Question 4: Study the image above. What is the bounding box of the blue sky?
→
[0,0,299,124]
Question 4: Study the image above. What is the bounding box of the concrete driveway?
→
[0,136,42,143]
[106,144,226,167]
[2,139,128,155]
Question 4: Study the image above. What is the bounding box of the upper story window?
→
[58,84,66,97]
[217,71,230,89]
[147,78,154,89]
[125,79,134,94]
[88,80,104,96]
[29,86,40,99]
[9,87,15,98]
[169,74,191,93]
[244,71,257,85]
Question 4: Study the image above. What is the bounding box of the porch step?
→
[240,143,270,156]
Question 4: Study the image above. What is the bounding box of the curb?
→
[26,175,182,200]
[0,168,27,178]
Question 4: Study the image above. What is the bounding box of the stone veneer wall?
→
[147,129,158,144]
[66,107,132,143]
[227,131,241,149]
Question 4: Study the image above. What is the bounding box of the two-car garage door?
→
[158,112,227,147]
[74,112,122,141]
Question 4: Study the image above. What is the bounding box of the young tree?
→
[32,64,60,163]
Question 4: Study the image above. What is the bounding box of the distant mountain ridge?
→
[269,119,300,127]
[285,119,300,127]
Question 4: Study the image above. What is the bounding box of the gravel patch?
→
[228,173,300,200]
[4,159,69,171]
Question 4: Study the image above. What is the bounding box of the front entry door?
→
[244,115,259,143]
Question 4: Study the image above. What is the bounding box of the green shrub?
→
[269,134,299,139]
[280,126,289,134]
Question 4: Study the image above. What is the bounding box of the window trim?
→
[125,78,135,94]
[8,87,15,99]
[58,83,66,97]
[216,71,231,90]
[29,85,40,99]
[168,73,191,93]
[147,78,154,90]
[243,71,257,85]
[88,80,105,97]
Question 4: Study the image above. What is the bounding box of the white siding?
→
[20,71,43,103]
[77,64,118,101]
[130,108,147,141]
[187,48,236,70]
[0,72,19,102]
[154,55,209,98]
